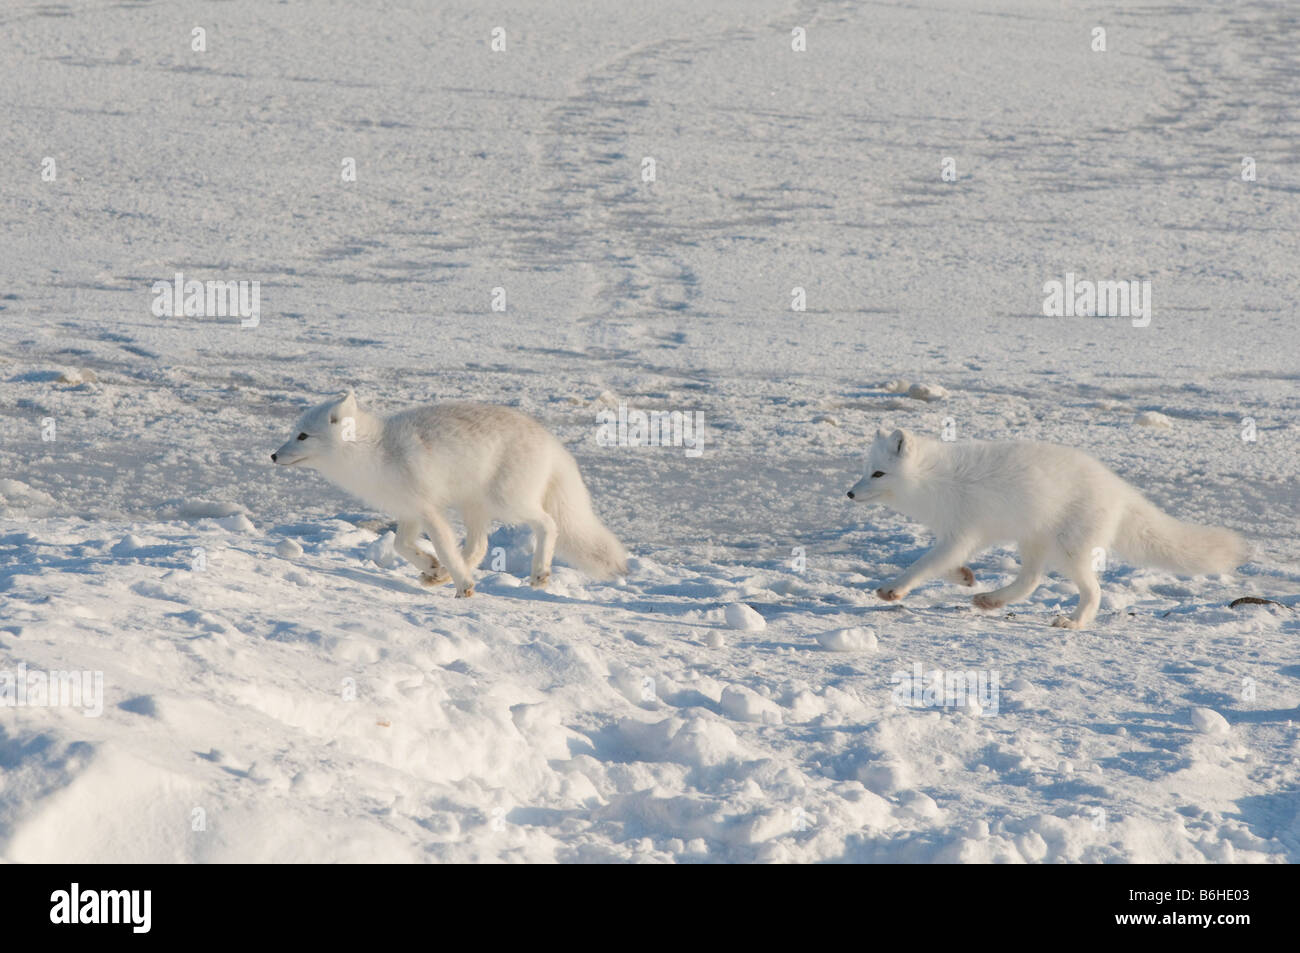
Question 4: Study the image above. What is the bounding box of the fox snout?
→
[847,476,871,501]
[270,440,309,466]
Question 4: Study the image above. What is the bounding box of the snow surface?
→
[1,0,1298,863]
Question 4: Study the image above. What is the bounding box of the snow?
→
[723,603,767,631]
[1134,410,1175,429]
[2,0,1298,863]
[814,626,877,652]
[905,383,949,403]
[1191,708,1231,736]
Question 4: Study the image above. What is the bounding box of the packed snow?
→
[1,0,1298,863]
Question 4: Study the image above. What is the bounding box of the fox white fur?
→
[272,391,627,597]
[847,428,1246,628]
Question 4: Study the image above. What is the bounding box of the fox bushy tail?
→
[1115,496,1246,575]
[544,455,628,579]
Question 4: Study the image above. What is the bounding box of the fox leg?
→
[422,510,475,598]
[395,520,450,585]
[1051,551,1101,629]
[974,541,1045,610]
[525,509,558,588]
[877,538,973,602]
[461,507,490,571]
[947,566,976,587]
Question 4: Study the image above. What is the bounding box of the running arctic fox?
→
[847,428,1246,628]
[272,392,627,598]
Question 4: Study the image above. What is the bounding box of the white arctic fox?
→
[847,428,1246,628]
[272,392,627,598]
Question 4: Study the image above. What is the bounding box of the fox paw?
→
[973,593,1004,610]
[876,587,904,602]
[529,571,550,589]
[420,568,452,586]
[955,566,975,587]
[1050,615,1082,630]
[455,584,475,599]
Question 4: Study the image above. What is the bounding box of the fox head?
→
[847,428,918,504]
[271,390,360,469]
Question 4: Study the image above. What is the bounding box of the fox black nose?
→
[271,452,278,462]
[846,490,855,499]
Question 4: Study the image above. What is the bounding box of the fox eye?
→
[297,432,308,441]
[871,470,885,478]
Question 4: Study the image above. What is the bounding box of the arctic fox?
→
[272,391,627,598]
[847,428,1246,628]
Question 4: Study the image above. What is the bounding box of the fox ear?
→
[330,389,357,424]
[889,428,909,456]
[875,427,889,440]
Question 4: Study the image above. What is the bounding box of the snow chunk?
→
[1134,410,1174,429]
[666,717,743,766]
[57,367,98,385]
[110,534,147,556]
[857,759,910,795]
[814,626,877,652]
[0,479,56,507]
[217,513,256,534]
[898,790,942,821]
[835,786,894,830]
[276,539,303,558]
[1017,830,1049,862]
[719,685,782,724]
[1191,707,1230,735]
[723,603,765,631]
[906,382,948,402]
[366,531,397,568]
